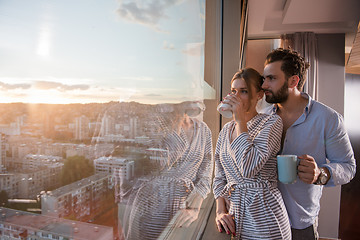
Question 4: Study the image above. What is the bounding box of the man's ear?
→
[288,75,300,89]
[257,90,264,100]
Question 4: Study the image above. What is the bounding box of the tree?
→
[61,155,95,186]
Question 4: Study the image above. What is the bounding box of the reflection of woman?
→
[213,68,291,239]
[124,101,213,240]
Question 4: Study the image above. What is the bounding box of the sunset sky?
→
[0,0,206,104]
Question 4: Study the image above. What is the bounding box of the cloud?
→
[182,42,204,56]
[0,81,31,90]
[117,0,183,31]
[163,40,175,50]
[144,93,162,97]
[34,81,90,91]
[118,76,153,82]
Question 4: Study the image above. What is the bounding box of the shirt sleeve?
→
[162,131,186,169]
[212,128,228,199]
[193,125,214,199]
[229,115,283,178]
[322,112,356,186]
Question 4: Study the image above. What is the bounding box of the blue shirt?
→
[268,93,356,229]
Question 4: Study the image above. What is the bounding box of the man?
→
[262,48,356,239]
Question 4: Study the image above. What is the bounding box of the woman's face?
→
[231,78,259,112]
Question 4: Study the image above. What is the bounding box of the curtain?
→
[280,32,319,100]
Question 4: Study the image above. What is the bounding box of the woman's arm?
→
[230,115,283,178]
[212,128,228,199]
[192,125,214,198]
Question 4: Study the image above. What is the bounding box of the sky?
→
[0,0,206,104]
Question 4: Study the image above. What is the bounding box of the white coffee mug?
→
[217,102,232,118]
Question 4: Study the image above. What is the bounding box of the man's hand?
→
[297,154,321,184]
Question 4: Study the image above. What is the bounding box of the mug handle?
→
[296,157,300,175]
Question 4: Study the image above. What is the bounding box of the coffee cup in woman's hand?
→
[217,102,232,118]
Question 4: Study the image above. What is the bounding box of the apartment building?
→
[0,163,62,199]
[18,165,63,199]
[75,115,90,141]
[94,156,134,182]
[0,134,6,172]
[41,173,111,220]
[22,154,63,170]
[0,174,19,199]
[0,207,113,240]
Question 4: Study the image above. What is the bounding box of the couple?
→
[213,48,356,240]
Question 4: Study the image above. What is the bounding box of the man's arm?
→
[297,112,356,186]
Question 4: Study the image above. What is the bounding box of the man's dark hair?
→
[265,48,310,91]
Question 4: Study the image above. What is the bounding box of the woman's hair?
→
[231,67,263,100]
[264,48,310,91]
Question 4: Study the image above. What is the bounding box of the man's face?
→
[262,61,289,104]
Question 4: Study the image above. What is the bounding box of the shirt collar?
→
[271,92,313,116]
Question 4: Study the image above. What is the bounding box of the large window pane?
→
[0,0,206,104]
[0,1,216,239]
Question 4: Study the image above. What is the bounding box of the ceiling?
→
[247,0,360,73]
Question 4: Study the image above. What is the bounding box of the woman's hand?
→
[223,93,246,123]
[215,196,235,235]
[215,211,236,235]
[177,208,200,228]
[177,193,203,227]
[223,94,248,134]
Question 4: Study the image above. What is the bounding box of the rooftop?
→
[0,207,113,240]
[94,156,130,164]
[46,173,110,198]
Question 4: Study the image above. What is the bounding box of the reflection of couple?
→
[214,49,356,239]
[123,101,213,240]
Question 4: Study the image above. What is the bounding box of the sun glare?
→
[36,23,51,57]
[25,90,74,104]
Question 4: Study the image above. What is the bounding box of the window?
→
[0,0,222,239]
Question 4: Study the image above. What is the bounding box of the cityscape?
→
[0,100,185,239]
[0,0,208,238]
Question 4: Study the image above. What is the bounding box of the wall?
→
[245,39,279,73]
[317,33,345,239]
[219,0,242,128]
[203,0,222,143]
[339,73,360,239]
[317,34,345,115]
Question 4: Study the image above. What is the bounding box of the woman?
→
[213,68,291,239]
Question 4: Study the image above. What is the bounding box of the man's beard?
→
[264,81,289,104]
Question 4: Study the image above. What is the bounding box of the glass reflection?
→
[92,101,213,239]
[0,0,208,239]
